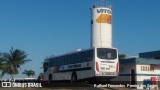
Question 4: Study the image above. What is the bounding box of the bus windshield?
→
[97,48,117,59]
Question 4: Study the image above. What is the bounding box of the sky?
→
[0,0,160,78]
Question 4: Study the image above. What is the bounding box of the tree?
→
[0,58,7,79]
[0,55,5,70]
[0,53,4,69]
[118,54,126,59]
[0,47,31,78]
[22,69,35,78]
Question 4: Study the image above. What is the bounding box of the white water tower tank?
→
[91,1,112,48]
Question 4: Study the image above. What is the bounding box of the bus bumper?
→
[84,76,117,82]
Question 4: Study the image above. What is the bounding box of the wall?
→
[111,63,136,84]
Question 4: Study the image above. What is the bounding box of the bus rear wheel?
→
[71,72,77,83]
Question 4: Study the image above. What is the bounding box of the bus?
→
[43,47,119,82]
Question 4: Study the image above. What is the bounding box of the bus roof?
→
[45,47,117,62]
[49,48,94,59]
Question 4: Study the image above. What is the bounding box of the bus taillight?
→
[96,61,99,72]
[116,63,118,72]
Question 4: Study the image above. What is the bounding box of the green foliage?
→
[22,69,35,78]
[118,54,126,60]
[0,47,31,78]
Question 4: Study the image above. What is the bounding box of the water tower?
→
[91,0,112,48]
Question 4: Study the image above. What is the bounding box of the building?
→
[139,50,160,59]
[112,58,160,89]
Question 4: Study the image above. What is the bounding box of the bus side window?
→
[65,56,67,65]
[52,58,55,66]
[49,59,51,67]
[55,58,57,67]
[58,57,61,66]
[66,55,69,65]
[60,57,62,66]
[44,62,49,72]
[77,53,81,63]
[86,50,93,62]
[68,55,71,64]
[71,54,75,64]
[61,57,63,66]
[52,58,54,67]
[59,57,61,66]
[71,54,74,64]
[62,56,65,65]
[85,51,89,62]
[51,59,53,67]
[74,53,78,63]
[72,54,75,64]
[58,57,60,66]
[43,63,46,72]
[90,50,93,61]
[81,52,85,62]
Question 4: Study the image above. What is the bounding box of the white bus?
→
[43,47,119,82]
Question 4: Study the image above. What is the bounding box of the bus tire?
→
[71,72,77,83]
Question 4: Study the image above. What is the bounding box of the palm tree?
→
[0,57,6,75]
[0,56,5,70]
[22,69,35,78]
[0,47,31,78]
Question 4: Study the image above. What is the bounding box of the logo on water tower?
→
[96,14,111,24]
[96,9,112,24]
